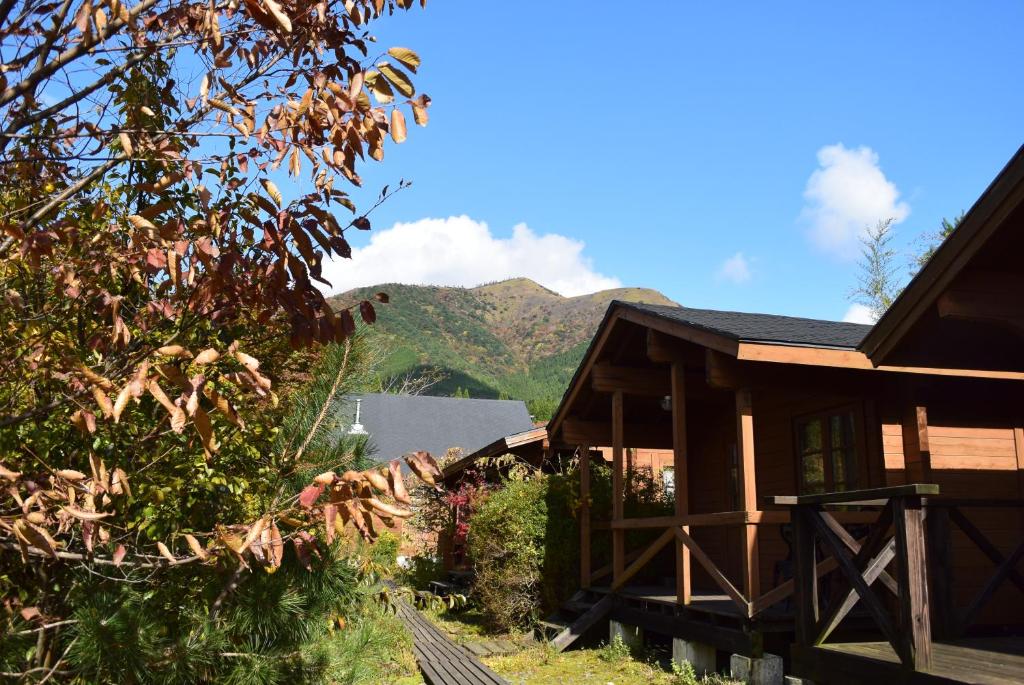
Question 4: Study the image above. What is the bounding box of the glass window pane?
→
[830,411,857,491]
[798,419,825,494]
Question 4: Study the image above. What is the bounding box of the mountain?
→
[327,278,676,419]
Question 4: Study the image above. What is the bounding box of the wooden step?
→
[561,599,596,613]
[548,594,614,652]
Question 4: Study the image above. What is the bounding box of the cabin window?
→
[661,466,675,497]
[795,409,859,494]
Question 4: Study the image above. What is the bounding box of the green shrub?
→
[598,634,632,662]
[467,472,580,631]
[369,530,401,576]
[671,659,699,685]
[467,477,548,631]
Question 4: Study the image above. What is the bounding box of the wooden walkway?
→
[394,599,508,685]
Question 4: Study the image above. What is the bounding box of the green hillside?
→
[327,278,675,419]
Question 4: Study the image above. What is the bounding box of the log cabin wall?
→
[879,393,1024,627]
[750,382,886,597]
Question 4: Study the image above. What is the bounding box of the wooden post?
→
[612,390,625,583]
[893,495,933,670]
[671,362,691,605]
[902,405,931,483]
[579,443,592,588]
[791,505,819,648]
[736,388,760,600]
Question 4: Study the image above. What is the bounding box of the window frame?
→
[792,403,868,495]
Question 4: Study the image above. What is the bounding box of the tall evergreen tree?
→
[850,218,900,322]
[914,212,965,270]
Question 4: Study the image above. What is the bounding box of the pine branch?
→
[293,337,351,464]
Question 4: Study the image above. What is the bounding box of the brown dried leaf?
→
[269,523,284,568]
[386,47,421,73]
[62,506,112,521]
[390,108,406,144]
[157,541,176,562]
[366,497,412,519]
[157,345,192,358]
[193,348,220,365]
[193,407,218,455]
[263,0,292,32]
[388,460,410,505]
[261,179,282,207]
[0,463,21,481]
[91,385,113,419]
[378,63,414,97]
[113,384,131,423]
[118,131,133,157]
[184,533,208,560]
[13,519,58,558]
[363,469,389,493]
[299,484,324,508]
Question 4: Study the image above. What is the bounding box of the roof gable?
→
[859,144,1024,368]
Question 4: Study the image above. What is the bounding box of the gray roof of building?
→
[339,393,535,464]
[617,301,871,349]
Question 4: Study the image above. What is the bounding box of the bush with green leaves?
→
[466,471,580,632]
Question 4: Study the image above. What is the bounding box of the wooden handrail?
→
[610,509,880,529]
[768,483,939,507]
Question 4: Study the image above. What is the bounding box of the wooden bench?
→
[394,599,508,685]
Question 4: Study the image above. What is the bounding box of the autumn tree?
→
[0,0,441,679]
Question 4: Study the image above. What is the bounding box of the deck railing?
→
[770,484,938,672]
[589,508,881,619]
[926,498,1024,638]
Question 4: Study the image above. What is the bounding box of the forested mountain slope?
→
[328,278,675,418]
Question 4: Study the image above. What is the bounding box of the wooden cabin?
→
[544,148,1024,684]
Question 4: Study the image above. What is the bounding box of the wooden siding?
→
[880,414,1024,626]
[927,422,1024,626]
[882,421,906,485]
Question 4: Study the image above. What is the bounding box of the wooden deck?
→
[589,585,792,622]
[394,599,508,685]
[795,637,1024,684]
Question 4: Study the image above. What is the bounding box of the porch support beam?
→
[579,443,591,588]
[736,388,760,600]
[612,390,625,583]
[672,361,691,605]
[901,405,931,483]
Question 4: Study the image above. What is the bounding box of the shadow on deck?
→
[796,637,1024,685]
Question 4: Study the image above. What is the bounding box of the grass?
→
[412,606,743,685]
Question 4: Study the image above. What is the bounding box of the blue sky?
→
[323,1,1024,322]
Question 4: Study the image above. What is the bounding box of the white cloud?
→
[716,252,752,284]
[320,215,621,297]
[842,303,877,324]
[801,144,910,259]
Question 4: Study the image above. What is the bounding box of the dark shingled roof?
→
[618,301,872,349]
[339,394,535,464]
